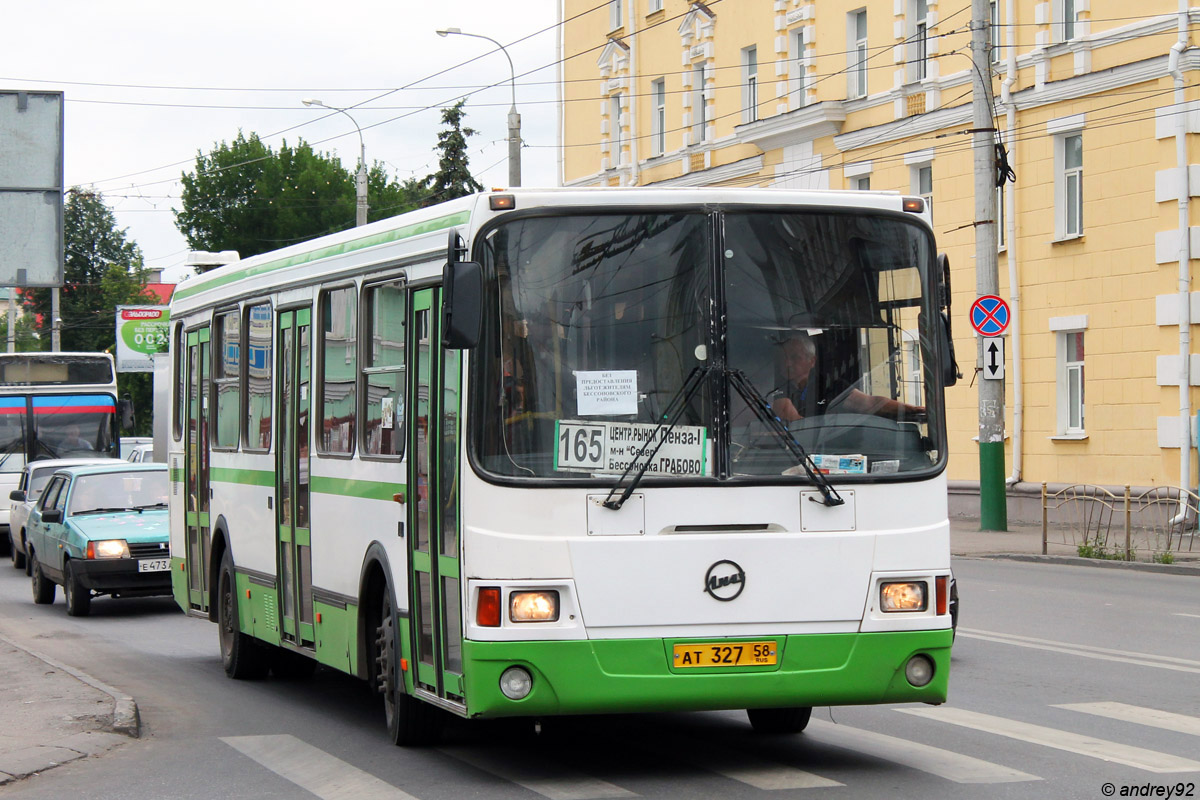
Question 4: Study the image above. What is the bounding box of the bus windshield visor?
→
[475,209,942,482]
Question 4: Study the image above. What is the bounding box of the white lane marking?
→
[661,737,841,789]
[807,720,1038,784]
[899,707,1200,773]
[439,746,636,800]
[221,734,419,800]
[1055,702,1200,737]
[958,628,1200,675]
[1174,613,1200,619]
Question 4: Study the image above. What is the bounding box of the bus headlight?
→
[88,540,129,559]
[510,591,559,622]
[880,581,927,612]
[500,666,533,699]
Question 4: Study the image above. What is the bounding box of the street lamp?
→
[436,27,522,187]
[302,98,369,227]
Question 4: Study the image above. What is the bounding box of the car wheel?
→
[30,551,56,605]
[747,706,813,734]
[9,532,25,571]
[374,589,440,746]
[217,550,268,679]
[64,560,91,617]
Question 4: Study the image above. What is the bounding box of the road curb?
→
[966,552,1200,577]
[0,632,140,738]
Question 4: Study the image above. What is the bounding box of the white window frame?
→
[651,78,666,156]
[848,10,868,99]
[691,63,707,144]
[610,0,623,30]
[742,46,759,124]
[648,0,663,12]
[911,163,933,218]
[610,93,624,165]
[1050,321,1086,436]
[990,0,1001,64]
[1051,120,1084,240]
[908,0,929,83]
[1053,0,1078,42]
[789,29,807,110]
[845,160,873,191]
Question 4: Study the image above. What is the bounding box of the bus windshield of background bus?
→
[475,209,941,482]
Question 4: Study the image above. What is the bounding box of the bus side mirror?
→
[119,394,135,431]
[442,261,483,350]
[939,311,960,387]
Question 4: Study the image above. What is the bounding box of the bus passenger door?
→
[276,308,315,648]
[184,328,211,612]
[408,288,464,702]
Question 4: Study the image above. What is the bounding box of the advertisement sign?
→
[115,306,170,373]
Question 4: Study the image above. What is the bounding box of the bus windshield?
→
[475,208,942,482]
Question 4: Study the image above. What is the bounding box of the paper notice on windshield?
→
[554,420,709,476]
[575,370,638,416]
[809,454,867,475]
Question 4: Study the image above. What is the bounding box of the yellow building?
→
[558,0,1200,516]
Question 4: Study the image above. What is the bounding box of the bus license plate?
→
[138,558,171,573]
[673,641,777,668]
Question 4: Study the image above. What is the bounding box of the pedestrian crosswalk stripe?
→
[221,734,419,800]
[958,628,1200,675]
[807,720,1039,784]
[899,707,1200,773]
[439,746,636,800]
[657,735,842,789]
[1054,702,1200,737]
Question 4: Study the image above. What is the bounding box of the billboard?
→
[115,306,170,373]
[0,91,64,287]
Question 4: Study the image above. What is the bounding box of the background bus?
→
[168,188,957,745]
[0,352,127,556]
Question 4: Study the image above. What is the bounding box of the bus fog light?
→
[499,666,533,700]
[905,654,935,687]
[881,581,927,612]
[510,591,559,622]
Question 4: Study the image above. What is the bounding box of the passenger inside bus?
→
[769,332,925,422]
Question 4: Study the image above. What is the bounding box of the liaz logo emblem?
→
[704,560,745,601]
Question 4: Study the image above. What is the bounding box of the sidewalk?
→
[949,517,1200,576]
[0,633,138,787]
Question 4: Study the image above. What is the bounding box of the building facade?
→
[559,0,1200,500]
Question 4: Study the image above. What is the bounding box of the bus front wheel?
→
[747,706,813,734]
[374,590,440,746]
[218,551,269,680]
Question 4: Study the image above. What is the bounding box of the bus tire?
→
[747,706,812,734]
[64,560,91,617]
[9,532,25,570]
[375,590,440,746]
[30,551,56,605]
[218,551,269,680]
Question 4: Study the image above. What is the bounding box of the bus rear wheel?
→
[747,706,813,734]
[218,551,268,679]
[374,590,440,746]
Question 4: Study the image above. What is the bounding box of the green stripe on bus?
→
[172,210,471,302]
[311,476,404,502]
[210,467,275,487]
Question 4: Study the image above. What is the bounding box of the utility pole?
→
[972,0,1006,529]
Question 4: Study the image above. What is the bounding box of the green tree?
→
[176,132,427,259]
[0,305,40,351]
[423,100,483,206]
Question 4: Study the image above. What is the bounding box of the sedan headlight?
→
[880,581,927,612]
[88,539,130,559]
[509,591,559,622]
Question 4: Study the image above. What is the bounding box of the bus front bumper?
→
[460,629,951,718]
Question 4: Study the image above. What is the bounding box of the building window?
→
[651,78,666,155]
[363,280,405,457]
[1058,330,1085,434]
[610,0,622,30]
[1056,132,1083,238]
[789,30,807,109]
[991,0,1001,64]
[742,46,758,124]
[648,0,662,12]
[913,163,933,218]
[610,93,624,164]
[1060,0,1076,41]
[849,10,868,99]
[854,175,871,191]
[213,309,240,449]
[319,286,356,455]
[245,303,272,451]
[691,63,707,144]
[909,0,928,83]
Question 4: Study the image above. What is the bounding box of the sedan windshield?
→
[69,471,169,515]
[474,208,941,483]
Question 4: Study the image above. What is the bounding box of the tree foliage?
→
[423,100,484,206]
[175,132,429,259]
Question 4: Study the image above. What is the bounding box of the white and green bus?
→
[168,188,959,744]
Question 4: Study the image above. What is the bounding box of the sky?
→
[1,1,563,281]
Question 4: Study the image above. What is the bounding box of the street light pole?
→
[436,27,521,187]
[302,98,369,226]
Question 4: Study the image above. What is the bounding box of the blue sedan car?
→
[25,463,170,616]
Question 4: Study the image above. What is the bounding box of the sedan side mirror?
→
[41,509,63,524]
[9,490,25,502]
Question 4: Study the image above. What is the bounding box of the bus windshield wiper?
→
[601,365,711,511]
[727,369,844,507]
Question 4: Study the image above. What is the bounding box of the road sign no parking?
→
[970,295,1010,337]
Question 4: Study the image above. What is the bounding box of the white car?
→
[126,444,155,463]
[8,458,116,572]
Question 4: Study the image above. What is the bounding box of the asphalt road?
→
[0,556,1198,800]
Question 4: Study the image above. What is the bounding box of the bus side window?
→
[362,280,405,457]
[213,309,241,449]
[245,303,273,450]
[319,286,357,455]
